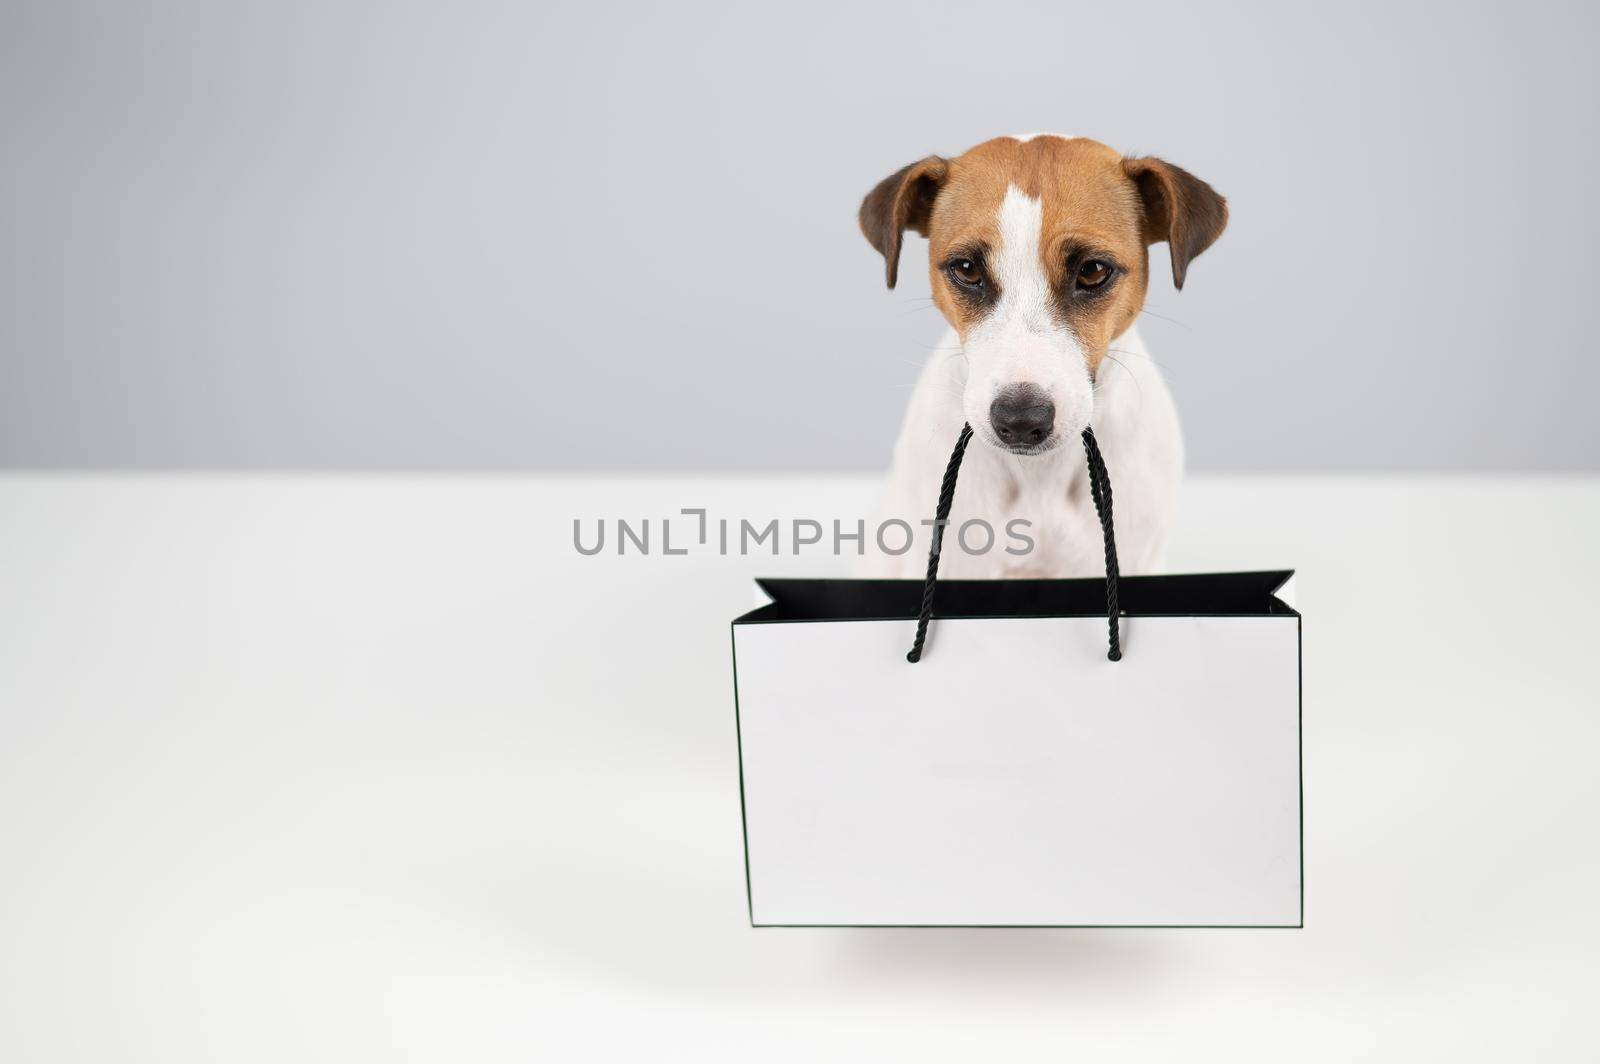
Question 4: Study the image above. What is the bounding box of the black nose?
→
[989,385,1055,448]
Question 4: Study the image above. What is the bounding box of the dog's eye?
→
[948,259,984,288]
[1076,260,1113,289]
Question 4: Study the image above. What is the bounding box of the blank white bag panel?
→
[733,604,1301,927]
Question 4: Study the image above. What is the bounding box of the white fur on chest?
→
[862,325,1183,580]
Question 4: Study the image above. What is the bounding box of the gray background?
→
[1,0,1593,472]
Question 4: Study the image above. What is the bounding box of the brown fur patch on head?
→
[924,137,1153,372]
[860,135,1226,376]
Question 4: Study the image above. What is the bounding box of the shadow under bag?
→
[731,427,1302,928]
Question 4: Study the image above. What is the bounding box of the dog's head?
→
[860,135,1226,454]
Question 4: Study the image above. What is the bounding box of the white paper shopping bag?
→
[729,427,1302,928]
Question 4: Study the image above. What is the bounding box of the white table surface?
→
[2,472,1597,1061]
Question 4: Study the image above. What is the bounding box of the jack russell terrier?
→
[856,134,1227,579]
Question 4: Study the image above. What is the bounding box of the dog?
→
[855,134,1226,579]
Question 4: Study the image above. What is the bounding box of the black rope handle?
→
[1081,426,1123,661]
[905,423,973,663]
[906,424,1122,663]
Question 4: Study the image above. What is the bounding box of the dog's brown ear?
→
[859,156,949,289]
[1122,157,1228,290]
